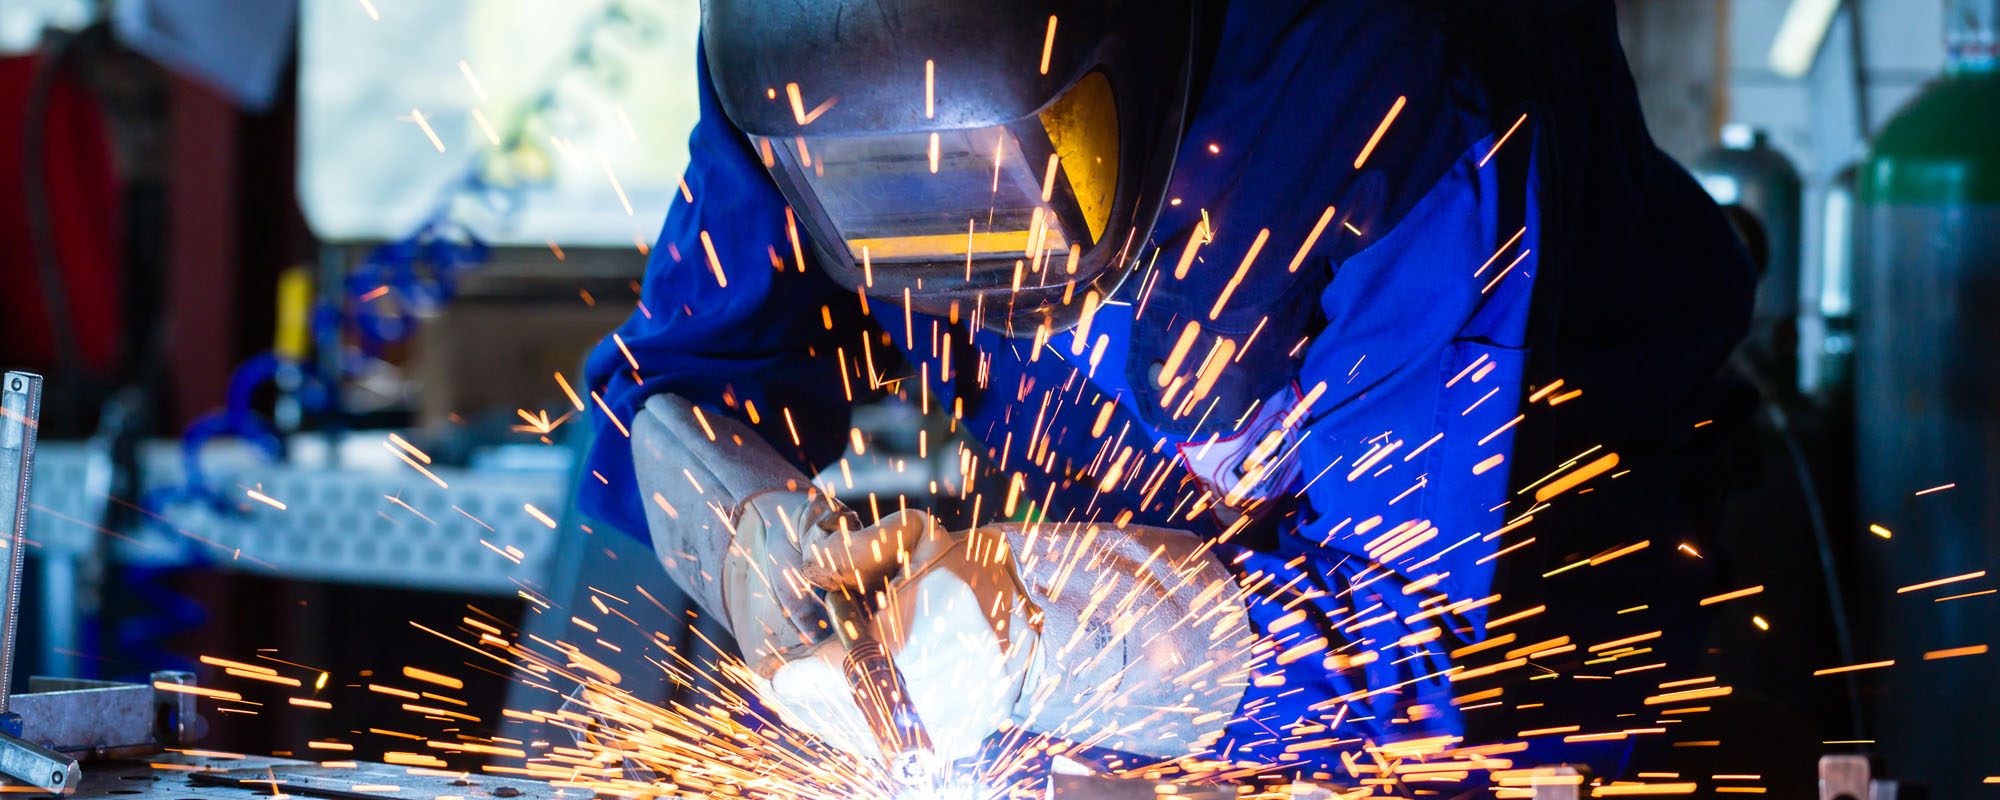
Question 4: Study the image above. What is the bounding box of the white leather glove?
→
[632,394,843,677]
[762,509,1040,763]
[633,394,1251,762]
[767,517,1254,763]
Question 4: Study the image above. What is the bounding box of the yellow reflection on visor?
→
[849,228,1073,260]
[1039,71,1119,244]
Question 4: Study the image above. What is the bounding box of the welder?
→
[581,0,1756,784]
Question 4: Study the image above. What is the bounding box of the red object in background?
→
[0,53,125,377]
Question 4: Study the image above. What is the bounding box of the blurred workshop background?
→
[0,0,1994,795]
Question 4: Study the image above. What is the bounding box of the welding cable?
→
[1735,356,1867,741]
[19,24,109,410]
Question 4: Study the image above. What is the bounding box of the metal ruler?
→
[0,371,77,795]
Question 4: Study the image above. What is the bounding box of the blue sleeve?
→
[577,48,879,538]
[1214,124,1540,771]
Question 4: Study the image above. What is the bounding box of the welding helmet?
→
[701,1,1198,335]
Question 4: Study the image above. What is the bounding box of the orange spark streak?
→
[1700,585,1765,606]
[785,83,807,124]
[698,231,729,287]
[1039,16,1058,74]
[554,372,585,411]
[1287,207,1337,273]
[1353,96,1407,169]
[1477,113,1530,168]
[402,666,464,690]
[1897,570,1986,594]
[1534,452,1620,503]
[1475,227,1528,277]
[1813,660,1895,676]
[154,682,241,701]
[1209,228,1271,319]
[590,392,629,438]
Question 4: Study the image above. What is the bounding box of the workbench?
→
[60,754,576,800]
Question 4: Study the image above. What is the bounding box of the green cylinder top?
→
[1861,70,2000,205]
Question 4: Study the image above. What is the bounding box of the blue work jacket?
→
[579,0,1754,779]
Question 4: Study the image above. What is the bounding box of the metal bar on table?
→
[0,372,44,712]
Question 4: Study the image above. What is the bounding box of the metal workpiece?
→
[12,679,158,757]
[150,672,201,749]
[0,731,79,795]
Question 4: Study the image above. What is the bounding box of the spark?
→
[1477,113,1530,168]
[1534,452,1620,503]
[553,372,585,411]
[401,667,464,690]
[387,433,431,464]
[1208,228,1271,319]
[383,442,448,489]
[465,109,501,147]
[1868,523,1893,539]
[1896,570,1986,594]
[201,656,276,675]
[1915,482,1955,496]
[409,108,446,153]
[597,152,635,216]
[1353,95,1407,169]
[590,391,629,438]
[786,83,808,124]
[699,230,729,287]
[924,59,935,119]
[1813,659,1895,676]
[1922,644,1986,660]
[456,60,487,101]
[1475,227,1528,277]
[1698,585,1764,606]
[154,682,242,701]
[355,0,379,21]
[1039,16,1058,74]
[246,488,286,511]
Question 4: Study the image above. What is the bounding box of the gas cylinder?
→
[1692,123,1805,392]
[1852,0,2000,790]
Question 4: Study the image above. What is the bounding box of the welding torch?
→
[805,515,941,790]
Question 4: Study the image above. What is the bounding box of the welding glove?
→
[631,393,848,678]
[758,510,1040,763]
[766,518,1254,762]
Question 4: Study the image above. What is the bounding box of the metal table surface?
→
[56,754,585,800]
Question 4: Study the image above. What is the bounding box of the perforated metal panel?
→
[26,441,569,595]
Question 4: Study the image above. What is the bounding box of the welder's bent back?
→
[582,0,1753,778]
